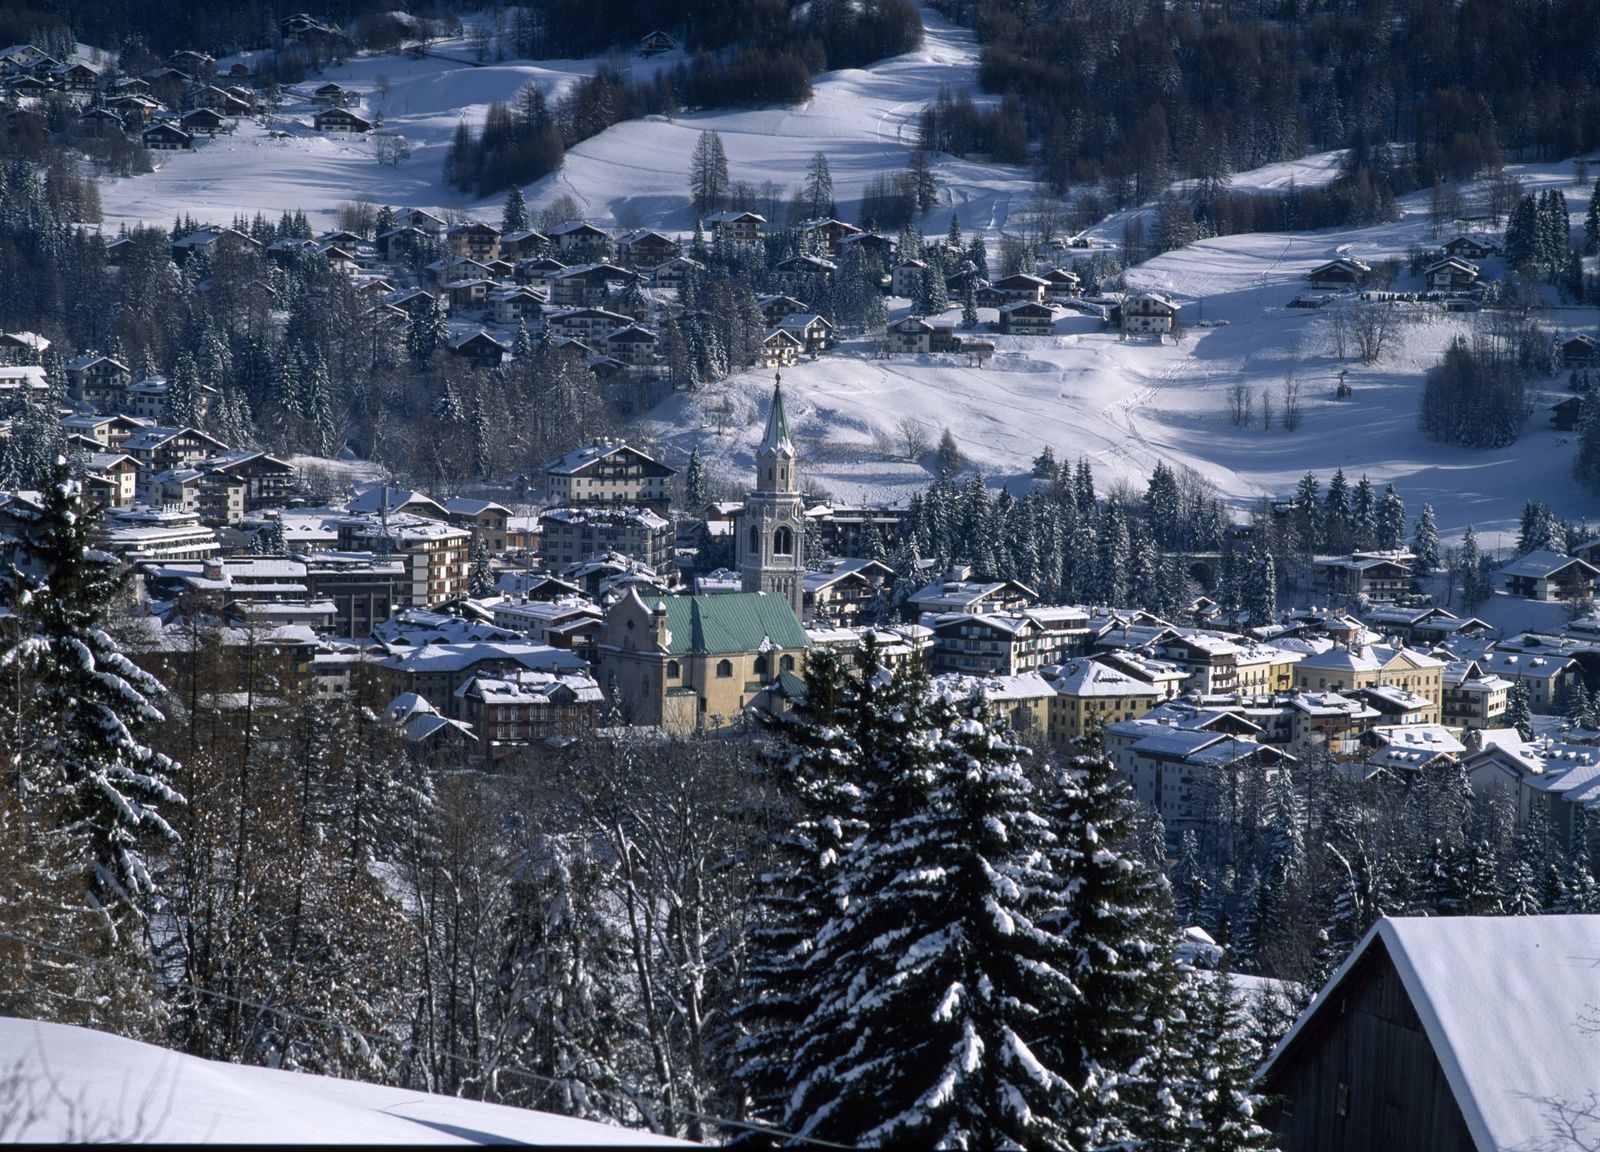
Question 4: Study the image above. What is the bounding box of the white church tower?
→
[738,375,805,618]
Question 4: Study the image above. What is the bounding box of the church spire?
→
[760,371,793,457]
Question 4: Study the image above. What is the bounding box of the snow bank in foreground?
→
[0,1016,689,1145]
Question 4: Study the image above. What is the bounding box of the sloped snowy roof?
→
[1264,915,1600,1152]
[1048,659,1162,698]
[1499,549,1598,581]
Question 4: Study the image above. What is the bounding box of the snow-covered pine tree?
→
[469,538,495,596]
[1375,483,1405,551]
[168,349,204,429]
[408,296,447,363]
[1574,386,1600,497]
[1350,474,1377,551]
[1322,468,1351,554]
[1172,829,1211,929]
[1036,740,1191,1149]
[1289,471,1321,556]
[492,826,631,1122]
[1095,497,1131,606]
[1506,679,1534,740]
[1412,503,1440,576]
[964,235,989,281]
[782,683,1079,1148]
[1458,524,1489,608]
[682,447,707,511]
[1145,460,1180,550]
[779,655,940,1139]
[503,185,529,233]
[1174,960,1277,1152]
[917,263,949,316]
[1243,546,1276,626]
[2,460,183,915]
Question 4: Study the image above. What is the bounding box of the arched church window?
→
[749,524,760,553]
[773,526,793,555]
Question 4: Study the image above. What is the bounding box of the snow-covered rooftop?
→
[1266,916,1600,1152]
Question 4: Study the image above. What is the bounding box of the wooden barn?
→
[1260,915,1600,1152]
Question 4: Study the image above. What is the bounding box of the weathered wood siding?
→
[1262,944,1476,1152]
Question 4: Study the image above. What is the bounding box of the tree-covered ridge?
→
[925,0,1600,229]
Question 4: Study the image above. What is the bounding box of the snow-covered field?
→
[660,158,1600,545]
[0,1016,686,1145]
[90,6,1600,543]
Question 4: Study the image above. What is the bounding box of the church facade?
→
[594,382,812,732]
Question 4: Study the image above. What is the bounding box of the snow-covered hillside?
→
[98,6,1022,232]
[0,1017,688,1145]
[95,6,1346,236]
[87,4,1600,544]
[664,156,1600,546]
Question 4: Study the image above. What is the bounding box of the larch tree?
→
[802,151,835,220]
[689,130,730,216]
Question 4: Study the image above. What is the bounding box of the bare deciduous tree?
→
[1326,305,1350,360]
[897,415,931,461]
[1227,381,1254,426]
[1281,376,1303,431]
[1350,303,1400,364]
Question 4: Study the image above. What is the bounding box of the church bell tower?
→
[738,374,805,618]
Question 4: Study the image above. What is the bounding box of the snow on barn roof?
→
[1264,915,1600,1152]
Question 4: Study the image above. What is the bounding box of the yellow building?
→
[596,589,810,733]
[1293,644,1443,725]
[1044,658,1165,748]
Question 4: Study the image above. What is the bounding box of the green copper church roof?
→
[643,592,810,656]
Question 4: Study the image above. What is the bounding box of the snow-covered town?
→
[5,1,1600,1148]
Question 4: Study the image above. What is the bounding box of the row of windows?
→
[662,655,797,682]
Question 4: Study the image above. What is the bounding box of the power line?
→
[0,928,851,1150]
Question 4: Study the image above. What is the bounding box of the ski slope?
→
[660,156,1600,545]
[0,1016,687,1145]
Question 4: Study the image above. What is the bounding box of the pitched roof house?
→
[1261,915,1600,1152]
